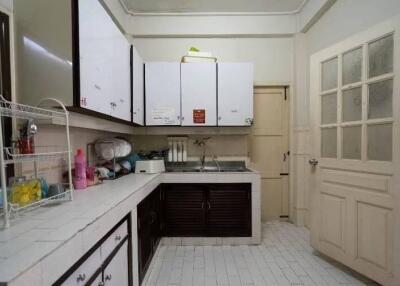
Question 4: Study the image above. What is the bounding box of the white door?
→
[309,18,400,286]
[103,242,129,286]
[181,63,217,126]
[218,63,254,126]
[132,46,144,125]
[145,62,181,125]
[250,87,289,221]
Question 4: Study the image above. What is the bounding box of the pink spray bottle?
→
[73,149,87,189]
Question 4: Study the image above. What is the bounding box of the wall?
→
[134,37,293,85]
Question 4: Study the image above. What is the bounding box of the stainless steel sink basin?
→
[165,161,252,173]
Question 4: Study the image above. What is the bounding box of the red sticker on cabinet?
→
[193,109,206,124]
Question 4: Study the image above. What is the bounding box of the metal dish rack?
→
[0,95,73,228]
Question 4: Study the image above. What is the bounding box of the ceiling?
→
[121,0,306,14]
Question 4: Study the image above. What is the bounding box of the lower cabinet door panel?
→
[207,184,252,237]
[103,242,129,286]
[164,184,206,236]
[62,249,102,286]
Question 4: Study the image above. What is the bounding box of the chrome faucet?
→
[193,137,211,169]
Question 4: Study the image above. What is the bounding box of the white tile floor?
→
[143,221,379,286]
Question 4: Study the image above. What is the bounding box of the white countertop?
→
[0,171,260,284]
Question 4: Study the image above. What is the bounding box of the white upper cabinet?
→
[181,63,217,126]
[132,47,144,125]
[145,63,181,126]
[79,0,131,122]
[217,63,254,126]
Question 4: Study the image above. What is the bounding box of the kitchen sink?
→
[165,161,252,173]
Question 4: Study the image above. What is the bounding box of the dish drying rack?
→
[0,95,73,228]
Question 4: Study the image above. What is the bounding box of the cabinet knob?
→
[76,273,86,282]
[105,274,112,281]
[115,235,122,241]
[98,282,105,286]
[218,116,222,121]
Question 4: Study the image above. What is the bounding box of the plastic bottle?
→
[74,149,87,189]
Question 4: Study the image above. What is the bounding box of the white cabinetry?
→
[63,249,102,286]
[181,63,217,126]
[132,47,144,125]
[217,63,253,126]
[79,0,131,122]
[145,63,181,125]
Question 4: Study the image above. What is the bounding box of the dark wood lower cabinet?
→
[163,183,252,237]
[163,184,206,236]
[137,186,162,284]
[207,184,251,237]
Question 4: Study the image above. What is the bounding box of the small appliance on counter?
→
[135,160,165,174]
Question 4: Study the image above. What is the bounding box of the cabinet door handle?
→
[98,282,105,286]
[207,202,211,209]
[76,273,86,282]
[105,274,112,281]
[115,235,122,241]
[201,202,205,209]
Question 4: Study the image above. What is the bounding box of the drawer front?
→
[62,248,101,286]
[101,220,128,260]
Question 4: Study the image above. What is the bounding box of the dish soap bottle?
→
[74,149,87,189]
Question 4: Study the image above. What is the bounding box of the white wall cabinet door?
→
[109,41,131,121]
[145,62,181,125]
[181,63,217,126]
[132,47,144,125]
[79,0,131,122]
[103,242,129,286]
[218,63,253,126]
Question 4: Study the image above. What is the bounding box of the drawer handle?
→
[115,235,122,241]
[105,274,112,281]
[98,282,105,286]
[76,273,86,282]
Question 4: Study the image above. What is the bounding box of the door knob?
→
[309,159,319,166]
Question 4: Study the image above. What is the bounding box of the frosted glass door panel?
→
[368,34,394,78]
[145,63,181,126]
[342,126,361,159]
[321,128,337,158]
[322,57,338,91]
[343,48,362,85]
[321,93,337,124]
[367,124,392,161]
[342,87,362,122]
[368,79,393,119]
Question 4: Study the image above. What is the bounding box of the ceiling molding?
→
[119,0,309,17]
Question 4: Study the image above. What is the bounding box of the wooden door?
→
[249,87,290,221]
[309,18,400,285]
[132,46,144,125]
[217,63,254,126]
[145,62,181,125]
[164,184,206,236]
[181,63,217,126]
[207,184,251,237]
[103,242,129,286]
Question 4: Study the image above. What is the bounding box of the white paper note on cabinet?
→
[152,107,176,125]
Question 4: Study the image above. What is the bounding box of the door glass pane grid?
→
[368,33,394,79]
[342,46,363,87]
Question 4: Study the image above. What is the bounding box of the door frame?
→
[309,16,400,285]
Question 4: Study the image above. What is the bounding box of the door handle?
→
[309,159,319,166]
